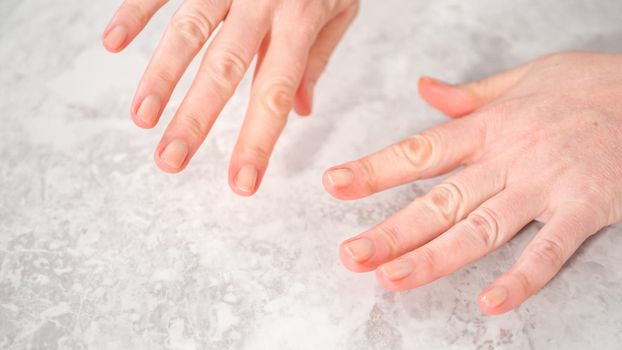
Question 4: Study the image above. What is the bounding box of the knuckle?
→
[155,69,176,86]
[357,157,379,193]
[171,13,213,49]
[285,5,325,37]
[177,113,207,140]
[416,247,436,274]
[238,143,270,164]
[424,182,467,224]
[528,237,565,269]
[291,20,321,43]
[510,270,534,297]
[262,79,295,118]
[120,2,148,25]
[394,134,433,170]
[309,49,331,73]
[464,207,502,250]
[207,51,247,94]
[375,225,402,258]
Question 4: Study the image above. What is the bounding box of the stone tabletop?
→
[1,0,622,349]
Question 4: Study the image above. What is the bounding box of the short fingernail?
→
[104,25,128,50]
[380,259,413,281]
[422,76,450,87]
[480,286,508,308]
[343,238,375,263]
[235,164,258,194]
[136,95,161,125]
[327,168,354,188]
[160,139,189,170]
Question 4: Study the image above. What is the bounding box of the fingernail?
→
[235,164,258,194]
[104,25,128,50]
[327,168,354,188]
[422,76,450,87]
[136,95,161,125]
[160,139,189,169]
[480,286,508,308]
[380,259,413,281]
[343,238,375,263]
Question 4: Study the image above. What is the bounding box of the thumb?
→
[418,62,534,118]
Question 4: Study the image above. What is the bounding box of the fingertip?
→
[153,139,190,174]
[322,168,347,197]
[418,76,474,118]
[338,240,376,273]
[131,95,162,129]
[477,285,513,315]
[132,114,157,129]
[228,162,263,197]
[102,25,129,53]
[229,184,258,197]
[374,268,408,292]
[294,101,312,117]
[322,167,366,200]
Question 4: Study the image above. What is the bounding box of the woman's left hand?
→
[323,51,622,314]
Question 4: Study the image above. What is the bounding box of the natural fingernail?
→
[235,164,258,194]
[422,76,450,87]
[480,286,508,308]
[327,168,354,187]
[136,95,161,125]
[380,259,413,280]
[343,238,375,263]
[160,139,189,170]
[104,25,128,50]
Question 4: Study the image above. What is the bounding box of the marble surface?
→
[2,0,622,349]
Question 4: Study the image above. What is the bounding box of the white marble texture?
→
[2,0,622,349]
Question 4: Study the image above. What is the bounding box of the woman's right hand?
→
[102,0,359,195]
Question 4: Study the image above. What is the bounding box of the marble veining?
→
[1,0,622,349]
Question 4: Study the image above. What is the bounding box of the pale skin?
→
[324,52,622,314]
[103,3,622,314]
[102,0,359,196]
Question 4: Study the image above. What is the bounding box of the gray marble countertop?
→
[2,0,622,349]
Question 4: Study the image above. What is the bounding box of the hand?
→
[102,0,358,195]
[323,52,622,314]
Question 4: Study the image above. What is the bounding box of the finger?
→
[323,115,485,200]
[340,161,507,272]
[130,0,230,129]
[375,184,544,291]
[294,4,358,116]
[154,7,270,173]
[477,205,602,314]
[418,61,534,118]
[228,22,320,195]
[102,0,169,52]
